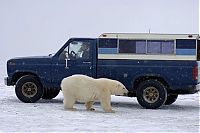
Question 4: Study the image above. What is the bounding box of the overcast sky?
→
[0,0,199,74]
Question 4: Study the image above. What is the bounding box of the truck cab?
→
[5,38,97,101]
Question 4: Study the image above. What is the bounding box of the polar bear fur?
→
[61,74,128,113]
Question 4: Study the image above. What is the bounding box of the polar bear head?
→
[110,80,129,96]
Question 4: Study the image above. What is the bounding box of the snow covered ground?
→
[0,74,199,132]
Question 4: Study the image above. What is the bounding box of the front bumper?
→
[4,77,11,86]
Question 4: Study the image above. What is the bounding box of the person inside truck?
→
[79,42,90,60]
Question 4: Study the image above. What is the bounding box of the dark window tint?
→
[99,39,117,48]
[119,40,146,54]
[119,40,136,53]
[176,39,196,49]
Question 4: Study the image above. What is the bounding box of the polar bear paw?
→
[87,108,95,111]
[65,108,77,111]
[105,109,115,113]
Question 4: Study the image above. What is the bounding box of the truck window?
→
[176,39,196,55]
[118,40,174,54]
[119,40,146,54]
[161,40,174,54]
[98,38,117,54]
[59,41,91,60]
[98,39,175,55]
[59,46,69,60]
[69,41,91,60]
[147,40,174,54]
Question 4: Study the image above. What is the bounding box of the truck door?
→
[51,38,96,87]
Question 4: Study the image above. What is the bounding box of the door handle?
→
[83,61,91,64]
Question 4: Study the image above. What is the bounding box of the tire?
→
[15,75,43,103]
[165,94,178,105]
[136,80,167,109]
[42,89,60,99]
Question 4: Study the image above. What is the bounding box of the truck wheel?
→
[136,80,167,109]
[15,75,43,103]
[165,94,178,105]
[42,89,60,99]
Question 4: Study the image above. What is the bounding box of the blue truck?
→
[5,33,200,109]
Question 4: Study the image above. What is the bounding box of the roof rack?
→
[99,33,199,40]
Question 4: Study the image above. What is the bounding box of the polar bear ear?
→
[117,83,121,89]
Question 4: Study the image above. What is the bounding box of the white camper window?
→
[147,40,174,54]
[161,41,174,54]
[136,41,146,54]
[147,41,161,54]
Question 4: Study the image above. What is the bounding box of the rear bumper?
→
[4,77,11,86]
[195,84,200,92]
[169,85,200,94]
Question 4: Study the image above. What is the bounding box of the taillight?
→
[192,64,198,80]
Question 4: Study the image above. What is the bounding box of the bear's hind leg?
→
[63,97,76,111]
[85,101,95,111]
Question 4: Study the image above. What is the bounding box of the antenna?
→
[148,28,151,33]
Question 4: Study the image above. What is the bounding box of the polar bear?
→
[61,74,128,113]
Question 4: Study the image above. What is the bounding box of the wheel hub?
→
[22,82,38,98]
[143,87,159,103]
